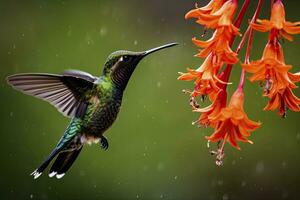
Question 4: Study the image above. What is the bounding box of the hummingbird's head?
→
[102,42,178,89]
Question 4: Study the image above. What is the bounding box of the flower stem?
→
[230,0,251,45]
[238,0,264,89]
[220,0,251,85]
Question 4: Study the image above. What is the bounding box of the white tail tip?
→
[31,170,42,179]
[49,171,57,178]
[56,173,65,179]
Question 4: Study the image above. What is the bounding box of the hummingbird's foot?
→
[100,136,109,150]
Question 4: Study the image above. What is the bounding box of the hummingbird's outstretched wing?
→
[7,70,98,118]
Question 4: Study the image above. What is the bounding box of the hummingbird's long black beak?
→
[142,42,178,56]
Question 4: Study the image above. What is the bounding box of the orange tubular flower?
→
[194,89,227,128]
[192,27,239,64]
[185,0,225,19]
[264,87,300,117]
[206,89,261,150]
[251,0,300,41]
[178,53,227,97]
[189,0,239,32]
[241,41,292,85]
[289,72,300,83]
[187,0,240,64]
[181,0,299,166]
[242,39,300,116]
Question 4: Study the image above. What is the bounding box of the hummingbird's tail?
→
[48,146,83,179]
[31,146,83,179]
[31,141,83,179]
[31,118,83,179]
[30,149,60,179]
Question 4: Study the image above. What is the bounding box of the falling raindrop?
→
[217,180,223,186]
[143,165,148,171]
[222,194,229,200]
[241,181,246,187]
[296,133,300,140]
[79,170,86,177]
[157,82,161,88]
[281,161,287,169]
[67,26,72,36]
[100,27,107,37]
[157,162,165,171]
[256,161,264,174]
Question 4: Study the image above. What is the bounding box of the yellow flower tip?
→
[185,9,199,20]
[177,76,186,81]
[205,136,211,140]
[213,74,232,85]
[256,19,263,23]
[233,145,241,151]
[248,140,254,145]
[177,72,184,80]
[220,80,233,85]
[184,12,192,20]
[178,72,197,81]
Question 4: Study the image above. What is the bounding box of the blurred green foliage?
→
[0,0,300,199]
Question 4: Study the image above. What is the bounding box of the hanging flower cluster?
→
[179,0,300,165]
[243,0,300,117]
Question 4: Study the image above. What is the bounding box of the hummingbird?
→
[7,42,178,179]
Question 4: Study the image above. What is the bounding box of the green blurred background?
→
[0,0,300,199]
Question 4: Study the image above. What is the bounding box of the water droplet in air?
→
[241,181,246,187]
[100,27,107,36]
[157,162,165,171]
[281,161,287,168]
[217,180,223,186]
[256,161,264,173]
[157,82,161,88]
[222,194,229,200]
[296,133,300,140]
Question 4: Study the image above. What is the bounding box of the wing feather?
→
[7,71,98,118]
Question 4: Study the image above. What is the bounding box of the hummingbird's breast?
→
[83,89,123,137]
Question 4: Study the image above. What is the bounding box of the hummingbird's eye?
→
[120,56,130,62]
